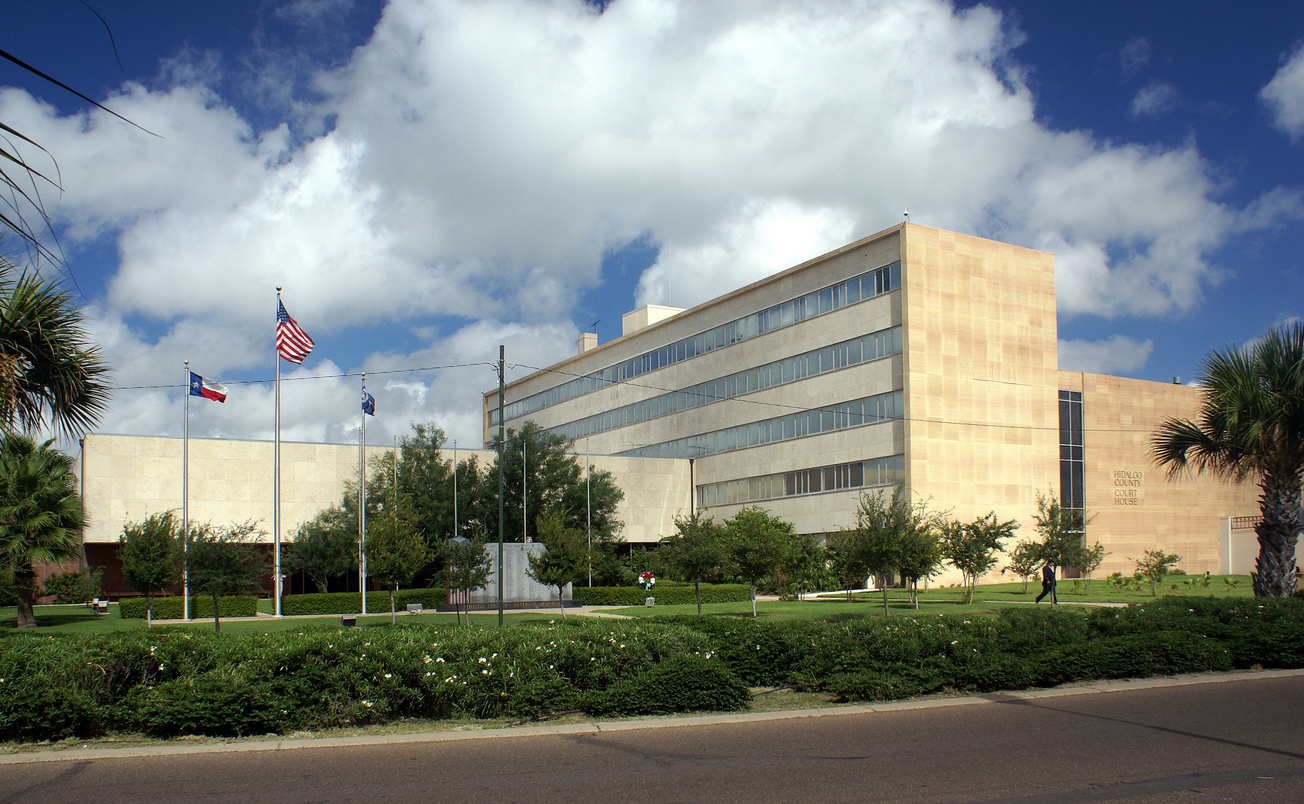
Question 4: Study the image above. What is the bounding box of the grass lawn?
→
[613,574,1255,619]
[1,575,1253,633]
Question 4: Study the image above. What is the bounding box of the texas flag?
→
[189,371,228,403]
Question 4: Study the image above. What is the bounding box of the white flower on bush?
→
[383,674,392,679]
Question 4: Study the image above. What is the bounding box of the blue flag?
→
[362,389,375,416]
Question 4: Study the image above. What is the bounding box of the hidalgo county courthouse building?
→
[80,223,1278,595]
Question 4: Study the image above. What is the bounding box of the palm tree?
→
[0,259,111,439]
[0,434,85,627]
[1152,323,1304,598]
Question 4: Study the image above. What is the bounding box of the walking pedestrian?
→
[1035,561,1057,604]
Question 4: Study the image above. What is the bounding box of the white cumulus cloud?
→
[2,0,1296,447]
[1058,335,1154,375]
[1262,43,1304,139]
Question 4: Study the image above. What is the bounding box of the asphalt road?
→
[4,673,1304,804]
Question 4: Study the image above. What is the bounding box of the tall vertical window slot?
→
[1058,390,1084,511]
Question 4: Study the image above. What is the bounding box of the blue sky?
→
[3,0,1302,448]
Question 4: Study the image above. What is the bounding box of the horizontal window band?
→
[493,261,901,426]
[616,390,903,460]
[698,455,905,508]
[542,325,903,442]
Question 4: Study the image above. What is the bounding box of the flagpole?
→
[274,287,283,618]
[183,360,190,621]
[522,441,527,543]
[452,439,458,539]
[360,373,368,615]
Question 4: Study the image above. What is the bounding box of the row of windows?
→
[491,261,902,426]
[1059,390,1085,511]
[697,455,906,508]
[545,326,903,442]
[616,390,903,460]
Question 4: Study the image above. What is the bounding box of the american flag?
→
[276,300,315,364]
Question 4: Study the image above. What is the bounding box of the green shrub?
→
[281,589,448,616]
[589,653,750,715]
[3,597,1301,742]
[118,596,257,620]
[572,584,750,607]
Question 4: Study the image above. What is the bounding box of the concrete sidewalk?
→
[146,604,637,627]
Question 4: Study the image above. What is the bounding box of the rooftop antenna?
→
[589,320,599,333]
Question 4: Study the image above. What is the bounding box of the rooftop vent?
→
[622,304,685,337]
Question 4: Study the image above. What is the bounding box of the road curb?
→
[4,667,1302,764]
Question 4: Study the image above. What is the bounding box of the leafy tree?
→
[897,523,944,608]
[660,512,731,615]
[365,507,433,624]
[725,506,794,617]
[1033,491,1091,571]
[187,522,268,633]
[1079,541,1108,593]
[482,422,625,543]
[832,487,930,616]
[1003,541,1043,593]
[1152,323,1304,598]
[391,423,456,545]
[942,512,1018,604]
[527,511,586,620]
[0,434,84,628]
[826,527,871,602]
[40,567,102,604]
[440,534,492,626]
[0,262,111,440]
[118,511,182,625]
[1132,549,1182,596]
[783,533,832,601]
[286,506,357,593]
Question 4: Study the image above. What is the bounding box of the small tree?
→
[441,533,492,626]
[286,506,357,593]
[1034,491,1093,571]
[1079,541,1108,593]
[826,527,870,602]
[842,486,925,616]
[1132,549,1182,596]
[660,512,731,615]
[365,510,433,624]
[724,506,793,617]
[118,511,182,626]
[784,533,831,601]
[1003,541,1042,593]
[942,512,1018,604]
[187,522,268,633]
[897,524,944,608]
[528,511,586,620]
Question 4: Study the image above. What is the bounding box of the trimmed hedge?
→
[573,584,751,607]
[3,597,1301,742]
[119,596,258,620]
[281,589,449,616]
[0,619,714,740]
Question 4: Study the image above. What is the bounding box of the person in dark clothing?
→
[1035,562,1057,604]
